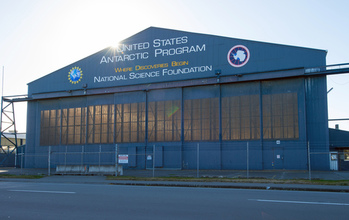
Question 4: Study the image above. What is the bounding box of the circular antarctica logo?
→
[227,45,250,67]
[68,67,83,84]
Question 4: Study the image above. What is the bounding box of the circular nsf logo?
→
[227,45,250,67]
[68,67,83,84]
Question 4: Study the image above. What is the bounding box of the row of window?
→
[40,92,299,146]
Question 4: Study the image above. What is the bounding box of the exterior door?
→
[330,152,338,171]
[273,148,284,169]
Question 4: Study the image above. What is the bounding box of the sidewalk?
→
[1,167,349,193]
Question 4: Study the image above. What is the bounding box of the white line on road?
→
[8,190,76,194]
[249,199,349,206]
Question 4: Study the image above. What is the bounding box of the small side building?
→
[0,133,26,167]
[329,128,349,170]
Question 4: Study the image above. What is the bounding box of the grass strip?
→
[106,176,349,186]
[0,174,45,179]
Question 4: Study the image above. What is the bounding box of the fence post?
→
[21,152,23,168]
[20,151,23,174]
[15,147,17,168]
[153,145,155,178]
[197,143,200,178]
[81,145,84,174]
[48,146,51,176]
[99,145,101,167]
[247,142,249,179]
[65,145,67,167]
[308,141,311,181]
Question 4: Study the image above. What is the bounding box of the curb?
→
[108,181,349,193]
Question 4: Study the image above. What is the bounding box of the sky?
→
[1,0,349,133]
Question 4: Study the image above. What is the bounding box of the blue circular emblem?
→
[68,67,83,84]
[227,45,250,67]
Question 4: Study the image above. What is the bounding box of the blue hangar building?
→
[25,27,330,170]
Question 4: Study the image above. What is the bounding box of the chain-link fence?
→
[15,142,349,180]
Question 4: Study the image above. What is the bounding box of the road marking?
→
[8,190,76,194]
[249,199,349,206]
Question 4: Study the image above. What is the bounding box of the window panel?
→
[123,132,130,142]
[262,92,299,139]
[40,109,62,146]
[148,100,181,142]
[222,95,260,141]
[130,132,138,143]
[87,105,114,144]
[184,98,218,141]
[115,124,122,143]
[116,102,145,143]
[344,150,349,161]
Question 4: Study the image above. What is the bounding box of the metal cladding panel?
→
[161,144,182,169]
[87,94,114,105]
[221,81,260,97]
[148,88,181,101]
[221,141,262,170]
[28,27,326,96]
[305,75,330,170]
[182,142,221,170]
[24,101,37,168]
[262,141,308,170]
[114,91,145,104]
[128,146,137,167]
[184,84,219,99]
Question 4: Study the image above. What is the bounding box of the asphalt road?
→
[0,181,349,220]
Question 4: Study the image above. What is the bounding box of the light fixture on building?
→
[215,70,221,83]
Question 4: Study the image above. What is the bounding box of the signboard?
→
[94,33,214,86]
[118,155,128,164]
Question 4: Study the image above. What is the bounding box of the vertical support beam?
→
[219,84,222,170]
[145,90,148,170]
[303,78,309,170]
[259,81,264,169]
[60,101,63,146]
[113,99,116,145]
[152,144,155,178]
[115,144,118,176]
[145,90,148,145]
[247,142,249,179]
[197,143,200,178]
[308,141,311,180]
[180,87,184,170]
